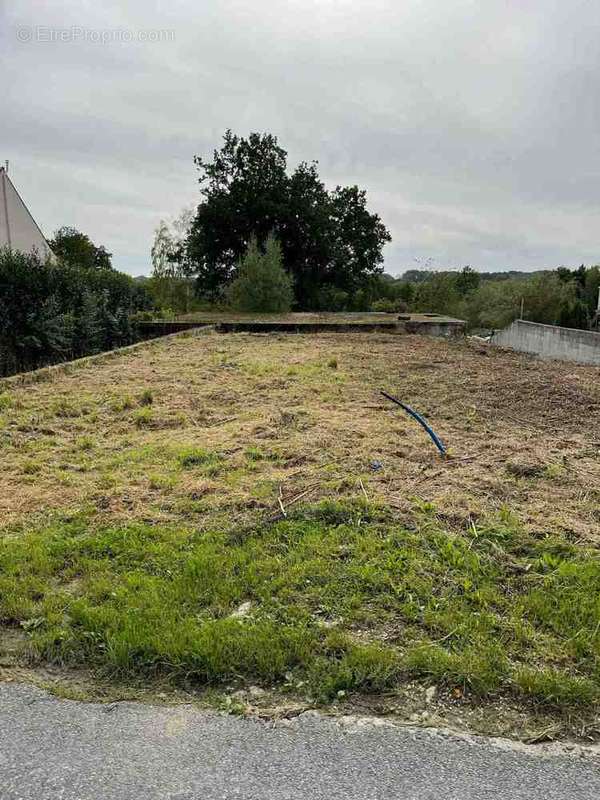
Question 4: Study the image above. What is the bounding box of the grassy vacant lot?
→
[0,330,599,736]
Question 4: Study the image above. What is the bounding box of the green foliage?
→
[313,285,349,312]
[513,668,598,707]
[455,266,480,296]
[22,459,42,475]
[227,235,294,313]
[370,298,408,313]
[369,265,599,332]
[584,266,600,314]
[146,276,199,315]
[0,248,152,377]
[178,130,391,309]
[149,213,202,314]
[111,395,134,412]
[244,446,279,462]
[413,272,465,318]
[49,226,113,271]
[559,298,589,329]
[464,273,573,329]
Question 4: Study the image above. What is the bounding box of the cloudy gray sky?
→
[2,0,600,275]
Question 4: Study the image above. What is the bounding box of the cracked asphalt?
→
[1,683,599,799]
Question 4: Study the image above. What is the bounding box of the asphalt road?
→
[1,683,599,799]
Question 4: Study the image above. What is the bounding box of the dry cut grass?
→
[0,329,598,538]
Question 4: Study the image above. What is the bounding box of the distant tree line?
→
[0,230,151,378]
[369,265,600,330]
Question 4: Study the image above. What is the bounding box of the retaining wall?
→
[136,321,211,340]
[491,319,600,365]
[138,318,466,337]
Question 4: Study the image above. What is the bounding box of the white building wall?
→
[0,168,51,259]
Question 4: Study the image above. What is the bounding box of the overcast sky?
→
[2,1,600,275]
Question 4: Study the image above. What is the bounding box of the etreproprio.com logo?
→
[16,25,175,44]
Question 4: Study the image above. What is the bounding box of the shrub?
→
[227,235,294,313]
[371,298,409,313]
[0,247,152,377]
[314,285,348,312]
[131,310,155,323]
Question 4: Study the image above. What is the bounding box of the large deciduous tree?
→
[177,131,391,309]
[49,226,113,271]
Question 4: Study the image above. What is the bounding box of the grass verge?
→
[1,500,598,710]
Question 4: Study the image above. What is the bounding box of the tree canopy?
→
[177,131,391,309]
[149,209,196,313]
[49,226,113,271]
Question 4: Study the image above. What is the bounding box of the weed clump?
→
[52,398,82,418]
[0,393,12,411]
[177,448,224,476]
[245,446,279,462]
[138,389,154,407]
[133,407,153,428]
[112,395,134,412]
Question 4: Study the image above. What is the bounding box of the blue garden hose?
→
[381,390,447,456]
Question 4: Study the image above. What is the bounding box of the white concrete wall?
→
[491,319,600,365]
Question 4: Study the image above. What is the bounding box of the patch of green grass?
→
[52,398,83,418]
[244,446,280,463]
[111,395,134,412]
[250,479,278,501]
[283,361,345,384]
[404,643,510,696]
[133,407,153,428]
[22,459,42,475]
[0,501,598,709]
[0,393,13,411]
[176,447,224,476]
[148,473,176,491]
[513,667,598,707]
[544,462,566,480]
[240,360,280,377]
